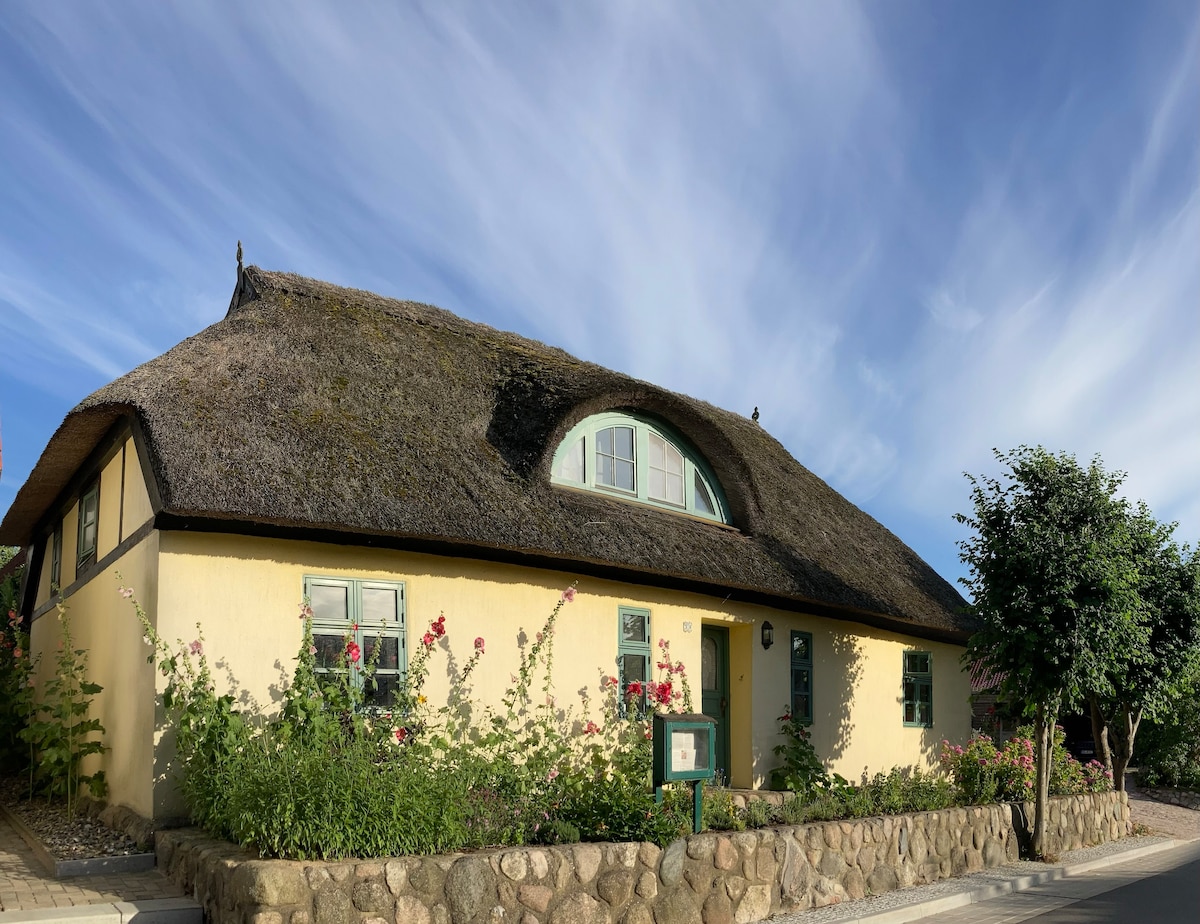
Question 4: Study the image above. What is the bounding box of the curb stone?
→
[0,806,156,879]
[0,897,201,923]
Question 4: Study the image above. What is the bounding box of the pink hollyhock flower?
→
[309,645,317,655]
[395,727,407,743]
[298,603,312,620]
[584,721,600,734]
[188,640,203,656]
[561,587,576,603]
[13,648,22,659]
[546,768,559,781]
[119,587,134,599]
[474,637,485,653]
[346,641,361,663]
[423,632,435,648]
[627,680,643,697]
[8,609,18,622]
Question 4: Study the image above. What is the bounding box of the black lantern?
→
[761,620,774,650]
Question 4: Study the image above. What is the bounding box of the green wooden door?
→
[700,625,730,782]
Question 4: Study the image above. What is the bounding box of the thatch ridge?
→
[1,267,972,638]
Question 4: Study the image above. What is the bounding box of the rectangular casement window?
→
[903,651,933,727]
[617,606,651,714]
[77,481,100,570]
[50,524,63,591]
[304,576,405,709]
[790,631,814,724]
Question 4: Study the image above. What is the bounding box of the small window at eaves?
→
[550,412,730,524]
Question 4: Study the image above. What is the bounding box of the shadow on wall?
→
[824,632,863,764]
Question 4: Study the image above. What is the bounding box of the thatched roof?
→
[1,268,972,640]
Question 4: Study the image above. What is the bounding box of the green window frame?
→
[50,524,63,591]
[790,631,813,725]
[303,576,406,710]
[903,650,933,727]
[551,412,730,524]
[617,606,651,715]
[77,480,100,570]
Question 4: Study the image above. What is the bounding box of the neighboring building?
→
[0,266,975,824]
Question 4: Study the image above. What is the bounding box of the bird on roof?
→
[752,407,760,422]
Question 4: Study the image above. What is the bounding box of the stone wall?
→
[156,792,1128,924]
[1010,792,1130,858]
[1141,787,1200,811]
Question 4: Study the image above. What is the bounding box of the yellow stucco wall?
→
[153,532,971,797]
[122,439,154,534]
[28,530,160,819]
[96,450,123,561]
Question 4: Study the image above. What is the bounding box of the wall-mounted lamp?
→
[761,620,774,650]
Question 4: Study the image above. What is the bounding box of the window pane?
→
[615,459,635,491]
[701,637,717,692]
[906,652,931,674]
[313,633,344,669]
[664,443,683,475]
[904,701,916,724]
[792,669,810,694]
[361,588,398,625]
[310,584,349,622]
[792,634,810,662]
[596,427,613,455]
[621,611,647,643]
[694,472,716,516]
[904,679,916,705]
[919,683,932,704]
[555,438,585,482]
[614,427,634,460]
[665,472,684,506]
[649,433,665,469]
[793,693,810,721]
[596,453,613,486]
[649,468,666,500]
[364,674,399,708]
[621,652,647,684]
[364,636,400,670]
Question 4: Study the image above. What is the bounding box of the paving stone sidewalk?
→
[0,812,186,915]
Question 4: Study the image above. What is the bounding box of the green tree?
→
[1088,510,1200,792]
[957,447,1144,858]
[0,546,23,614]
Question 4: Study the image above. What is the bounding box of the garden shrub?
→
[1135,663,1200,790]
[0,606,35,774]
[940,727,1112,804]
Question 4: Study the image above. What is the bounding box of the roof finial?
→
[237,240,243,274]
[752,406,760,423]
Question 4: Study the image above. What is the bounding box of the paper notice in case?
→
[670,728,709,773]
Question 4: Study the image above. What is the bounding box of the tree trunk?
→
[1033,703,1053,859]
[1110,703,1142,793]
[1088,694,1112,772]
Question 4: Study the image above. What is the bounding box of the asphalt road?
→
[1023,842,1200,922]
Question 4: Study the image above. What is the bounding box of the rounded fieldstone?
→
[517,884,553,914]
[393,896,432,924]
[842,867,866,900]
[639,842,662,869]
[621,904,655,924]
[867,865,898,895]
[500,851,529,882]
[352,880,391,914]
[636,871,658,899]
[714,838,738,871]
[313,891,355,924]
[857,845,876,877]
[528,850,550,881]
[724,876,749,903]
[550,893,608,924]
[410,860,446,896]
[598,869,635,906]
[653,887,702,924]
[607,843,639,869]
[445,856,497,924]
[733,884,771,924]
[823,824,842,851]
[572,844,603,885]
[233,862,310,907]
[659,839,687,887]
[688,834,717,861]
[384,860,408,896]
[306,866,332,892]
[685,867,715,896]
[702,889,734,924]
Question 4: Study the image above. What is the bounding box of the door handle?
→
[720,697,727,718]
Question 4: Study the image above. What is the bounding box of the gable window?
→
[50,524,63,591]
[551,412,730,524]
[790,631,813,725]
[903,651,933,727]
[304,576,405,709]
[617,606,651,715]
[77,481,100,570]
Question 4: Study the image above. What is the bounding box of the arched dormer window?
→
[551,412,731,524]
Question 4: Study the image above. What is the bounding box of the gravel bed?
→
[770,835,1173,923]
[0,776,143,860]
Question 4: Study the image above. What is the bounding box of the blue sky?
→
[1,2,1197,591]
